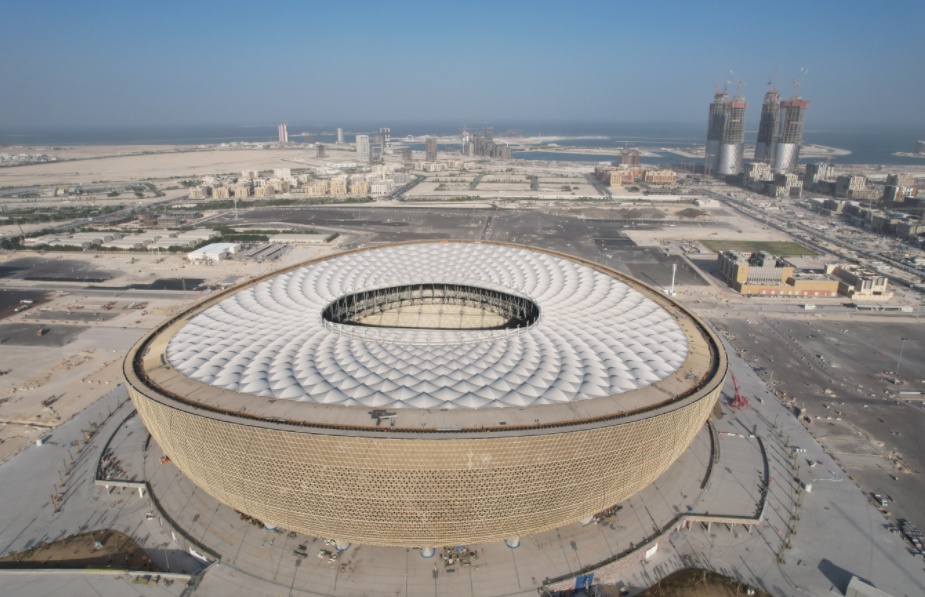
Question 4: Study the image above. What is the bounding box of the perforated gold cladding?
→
[130,385,719,547]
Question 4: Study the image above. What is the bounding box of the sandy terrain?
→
[0,145,359,187]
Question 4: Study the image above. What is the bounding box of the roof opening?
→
[322,283,540,331]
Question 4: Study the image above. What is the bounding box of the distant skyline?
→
[1,1,923,129]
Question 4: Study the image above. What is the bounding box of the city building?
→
[254,185,275,198]
[186,242,242,263]
[836,175,868,198]
[754,86,780,163]
[278,123,288,144]
[705,90,728,175]
[337,128,344,144]
[620,149,640,167]
[716,250,838,296]
[234,184,252,199]
[269,179,290,193]
[188,186,210,200]
[125,242,726,548]
[356,134,370,162]
[425,136,437,162]
[350,179,370,195]
[643,169,677,185]
[773,92,809,173]
[379,127,390,150]
[485,126,493,144]
[370,179,394,195]
[328,176,347,196]
[212,186,231,199]
[825,264,893,301]
[316,143,326,159]
[804,162,835,189]
[883,173,917,202]
[273,168,291,178]
[719,91,747,176]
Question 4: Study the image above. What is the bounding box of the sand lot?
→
[0,145,359,187]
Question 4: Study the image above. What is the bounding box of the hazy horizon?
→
[1,1,923,129]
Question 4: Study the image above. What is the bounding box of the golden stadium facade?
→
[124,241,726,547]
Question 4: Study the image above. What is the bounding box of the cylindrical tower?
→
[718,96,746,176]
[705,91,728,175]
[754,89,780,163]
[773,97,809,173]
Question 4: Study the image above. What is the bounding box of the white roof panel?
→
[167,243,689,409]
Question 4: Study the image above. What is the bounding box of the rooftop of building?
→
[127,242,723,436]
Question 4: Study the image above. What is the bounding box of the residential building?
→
[356,135,370,162]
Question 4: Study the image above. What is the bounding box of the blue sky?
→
[1,0,923,127]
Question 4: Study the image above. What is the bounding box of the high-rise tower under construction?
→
[773,90,809,173]
[705,91,728,175]
[755,86,780,163]
[718,91,746,176]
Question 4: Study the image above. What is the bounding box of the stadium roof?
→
[166,243,689,410]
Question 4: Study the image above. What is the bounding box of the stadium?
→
[124,241,727,548]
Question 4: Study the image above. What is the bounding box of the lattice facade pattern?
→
[129,385,720,547]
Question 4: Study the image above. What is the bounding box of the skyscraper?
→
[379,128,390,149]
[773,91,809,173]
[485,126,494,144]
[425,136,437,162]
[337,128,344,144]
[718,91,746,176]
[278,123,288,144]
[356,135,370,162]
[705,91,728,175]
[754,86,780,163]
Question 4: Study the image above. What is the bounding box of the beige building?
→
[254,185,275,198]
[270,178,291,193]
[212,186,231,199]
[350,179,370,195]
[717,250,839,297]
[826,264,893,301]
[188,186,210,200]
[304,180,329,197]
[371,179,394,195]
[329,177,347,196]
[233,184,252,198]
[643,169,677,185]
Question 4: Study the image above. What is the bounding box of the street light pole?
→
[895,337,908,383]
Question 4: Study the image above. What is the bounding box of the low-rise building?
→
[716,250,838,297]
[350,179,370,195]
[643,169,677,185]
[213,186,232,199]
[304,180,329,196]
[835,175,867,198]
[371,179,394,195]
[329,177,347,196]
[188,186,211,200]
[187,242,242,262]
[825,264,893,301]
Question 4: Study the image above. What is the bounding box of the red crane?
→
[731,374,750,408]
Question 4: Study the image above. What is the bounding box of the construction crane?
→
[730,374,750,408]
